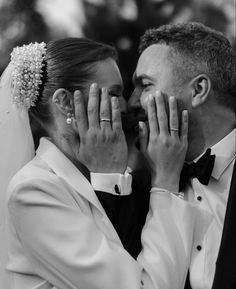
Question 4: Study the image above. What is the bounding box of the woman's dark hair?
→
[29,37,118,131]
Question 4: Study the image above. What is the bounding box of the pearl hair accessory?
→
[10,42,47,109]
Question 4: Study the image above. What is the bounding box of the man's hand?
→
[139,91,188,191]
[72,83,128,174]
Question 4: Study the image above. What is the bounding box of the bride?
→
[0,38,194,289]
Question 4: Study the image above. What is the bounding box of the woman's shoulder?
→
[9,154,54,182]
[7,155,63,203]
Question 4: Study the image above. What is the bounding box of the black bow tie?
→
[179,148,216,191]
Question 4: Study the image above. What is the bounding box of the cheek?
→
[140,93,149,112]
[140,87,157,111]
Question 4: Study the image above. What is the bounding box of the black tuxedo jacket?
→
[185,161,236,289]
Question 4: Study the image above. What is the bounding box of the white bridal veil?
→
[0,63,35,287]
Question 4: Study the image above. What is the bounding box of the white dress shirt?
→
[186,129,236,289]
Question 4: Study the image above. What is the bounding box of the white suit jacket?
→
[6,138,195,289]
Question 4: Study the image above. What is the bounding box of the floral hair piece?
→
[10,42,47,109]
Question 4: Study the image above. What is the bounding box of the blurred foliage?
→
[0,0,235,98]
[0,0,50,70]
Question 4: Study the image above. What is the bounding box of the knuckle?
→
[112,130,122,141]
[149,114,156,122]
[149,135,157,145]
[100,110,110,118]
[161,137,169,146]
[158,114,166,122]
[101,130,110,142]
[88,107,97,115]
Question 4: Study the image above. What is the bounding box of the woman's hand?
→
[72,83,128,174]
[139,91,188,192]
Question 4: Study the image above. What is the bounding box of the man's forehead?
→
[136,44,171,75]
[139,44,171,64]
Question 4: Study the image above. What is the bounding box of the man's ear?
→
[52,88,74,115]
[190,74,211,108]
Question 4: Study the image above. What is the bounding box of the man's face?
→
[129,44,191,119]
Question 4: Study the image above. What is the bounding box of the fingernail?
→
[183,110,188,117]
[148,94,153,101]
[74,90,80,96]
[91,83,98,89]
[139,121,144,130]
[112,96,118,106]
[101,87,107,93]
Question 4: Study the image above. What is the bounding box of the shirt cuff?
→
[151,187,185,200]
[90,171,132,195]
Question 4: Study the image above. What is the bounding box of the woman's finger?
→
[73,90,88,132]
[147,94,159,137]
[111,97,122,131]
[100,87,112,130]
[169,96,179,138]
[87,83,100,128]
[155,91,168,135]
[180,110,188,143]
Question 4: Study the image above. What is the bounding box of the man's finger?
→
[147,94,159,137]
[155,91,168,135]
[180,110,188,143]
[169,96,179,138]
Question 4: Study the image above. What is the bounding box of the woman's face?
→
[88,58,127,113]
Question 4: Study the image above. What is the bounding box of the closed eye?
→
[109,91,122,97]
[141,82,152,91]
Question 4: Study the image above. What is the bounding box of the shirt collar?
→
[210,128,236,180]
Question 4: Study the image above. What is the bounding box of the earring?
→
[66,112,73,124]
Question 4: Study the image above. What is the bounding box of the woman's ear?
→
[190,74,211,108]
[52,88,73,115]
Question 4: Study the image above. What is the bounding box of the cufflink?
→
[114,185,121,195]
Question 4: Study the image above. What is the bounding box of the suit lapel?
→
[36,138,106,215]
[212,161,236,289]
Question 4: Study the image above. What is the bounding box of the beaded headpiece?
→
[10,42,47,109]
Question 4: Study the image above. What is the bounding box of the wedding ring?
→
[170,127,179,132]
[100,118,111,122]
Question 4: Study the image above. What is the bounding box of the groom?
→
[128,22,235,289]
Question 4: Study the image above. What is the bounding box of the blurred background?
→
[0,0,235,99]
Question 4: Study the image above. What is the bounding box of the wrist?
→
[151,173,179,192]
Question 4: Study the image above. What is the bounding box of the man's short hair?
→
[139,22,236,109]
